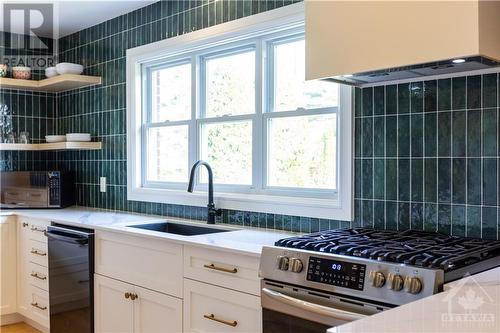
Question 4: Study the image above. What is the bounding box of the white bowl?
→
[66,133,91,142]
[56,63,84,75]
[45,67,58,78]
[45,135,66,143]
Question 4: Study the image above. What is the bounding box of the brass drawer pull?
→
[30,249,47,256]
[203,263,238,274]
[22,222,29,228]
[31,302,47,310]
[203,314,238,327]
[125,292,131,299]
[30,272,47,280]
[31,226,46,233]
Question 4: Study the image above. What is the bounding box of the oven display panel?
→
[306,257,366,291]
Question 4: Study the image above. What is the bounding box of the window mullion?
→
[189,54,198,184]
[253,38,264,192]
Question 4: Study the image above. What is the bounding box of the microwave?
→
[0,171,75,208]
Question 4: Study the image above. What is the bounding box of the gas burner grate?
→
[275,228,500,272]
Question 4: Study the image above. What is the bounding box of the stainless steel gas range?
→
[259,228,500,332]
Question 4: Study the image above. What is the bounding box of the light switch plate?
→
[100,177,107,193]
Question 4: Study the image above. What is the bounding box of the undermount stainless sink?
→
[127,222,232,236]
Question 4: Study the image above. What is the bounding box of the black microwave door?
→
[263,309,331,333]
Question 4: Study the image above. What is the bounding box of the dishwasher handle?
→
[261,288,367,322]
[46,225,92,245]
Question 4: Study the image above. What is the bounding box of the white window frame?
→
[127,2,353,220]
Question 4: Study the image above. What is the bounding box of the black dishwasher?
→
[47,224,94,333]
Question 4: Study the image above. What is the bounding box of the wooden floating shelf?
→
[0,74,102,92]
[0,142,102,151]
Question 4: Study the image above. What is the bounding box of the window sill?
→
[127,186,352,220]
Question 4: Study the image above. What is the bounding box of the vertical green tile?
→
[452,111,466,157]
[362,159,373,199]
[438,204,451,235]
[373,117,385,157]
[467,75,482,109]
[467,206,481,238]
[483,73,498,108]
[424,112,437,156]
[386,159,398,201]
[424,158,437,202]
[398,115,410,157]
[398,83,410,114]
[385,201,398,230]
[411,203,423,230]
[362,117,373,157]
[398,159,410,201]
[373,201,385,229]
[424,203,438,232]
[483,158,497,206]
[373,159,385,200]
[385,85,397,114]
[398,202,410,230]
[483,108,497,156]
[410,82,423,113]
[385,116,398,157]
[424,80,437,112]
[362,200,373,228]
[482,207,497,240]
[452,77,466,109]
[452,158,466,204]
[452,205,466,237]
[354,88,362,117]
[467,110,481,157]
[411,159,423,202]
[438,158,451,203]
[438,112,451,156]
[467,158,481,205]
[411,114,423,157]
[362,87,373,116]
[373,86,385,115]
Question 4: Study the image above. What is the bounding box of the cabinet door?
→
[0,216,17,315]
[134,286,183,333]
[17,218,31,316]
[184,279,261,333]
[94,274,134,333]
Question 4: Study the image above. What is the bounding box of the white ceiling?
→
[1,0,156,38]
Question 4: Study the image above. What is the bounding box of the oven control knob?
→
[277,256,290,271]
[387,274,404,291]
[289,258,303,273]
[404,276,423,294]
[369,271,386,288]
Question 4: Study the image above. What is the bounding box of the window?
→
[128,3,353,220]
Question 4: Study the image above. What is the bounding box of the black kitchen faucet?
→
[187,160,222,224]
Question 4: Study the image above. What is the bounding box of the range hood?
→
[306,0,500,86]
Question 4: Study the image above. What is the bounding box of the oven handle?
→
[262,288,367,322]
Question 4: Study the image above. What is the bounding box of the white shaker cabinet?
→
[0,216,17,316]
[94,274,182,333]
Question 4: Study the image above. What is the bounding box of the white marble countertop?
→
[329,267,500,333]
[0,206,291,257]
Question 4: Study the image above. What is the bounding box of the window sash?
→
[141,29,340,199]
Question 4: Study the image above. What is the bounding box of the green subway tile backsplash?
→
[355,72,500,239]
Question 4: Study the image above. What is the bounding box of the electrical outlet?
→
[100,177,107,193]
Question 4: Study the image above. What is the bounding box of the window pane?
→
[146,126,189,182]
[205,50,255,117]
[151,63,191,122]
[268,114,336,189]
[201,121,252,185]
[274,39,338,111]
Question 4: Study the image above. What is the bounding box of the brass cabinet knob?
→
[125,292,131,299]
[130,293,138,300]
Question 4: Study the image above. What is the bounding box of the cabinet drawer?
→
[95,230,183,297]
[28,262,49,291]
[28,239,48,267]
[29,219,50,243]
[184,279,261,333]
[184,246,260,295]
[28,285,50,328]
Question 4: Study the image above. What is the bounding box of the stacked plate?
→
[45,133,91,143]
